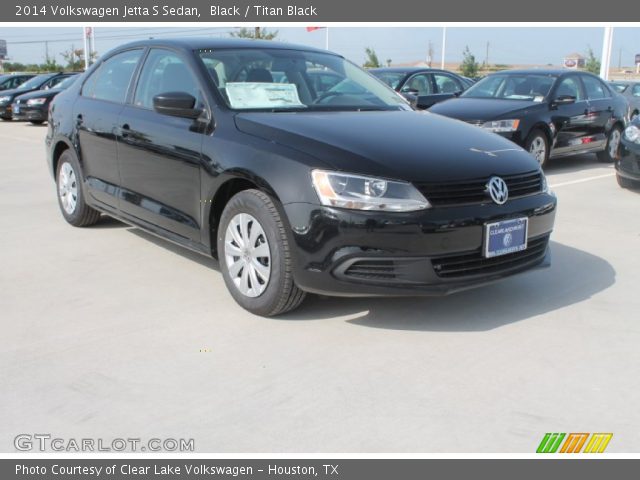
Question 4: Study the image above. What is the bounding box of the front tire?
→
[56,150,101,227]
[597,126,622,163]
[617,173,639,189]
[525,129,549,167]
[217,189,306,316]
[29,120,45,125]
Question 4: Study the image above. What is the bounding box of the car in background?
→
[430,70,628,167]
[0,72,77,120]
[47,38,556,316]
[616,116,640,188]
[369,67,474,109]
[609,81,640,121]
[0,73,36,91]
[12,75,79,124]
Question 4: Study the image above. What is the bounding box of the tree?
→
[40,57,64,72]
[363,47,381,68]
[585,47,601,75]
[61,47,97,71]
[460,46,479,78]
[231,27,278,40]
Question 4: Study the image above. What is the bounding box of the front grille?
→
[414,170,543,207]
[344,259,397,280]
[431,235,549,279]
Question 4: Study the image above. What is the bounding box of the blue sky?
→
[1,26,639,67]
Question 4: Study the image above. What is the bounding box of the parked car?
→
[0,72,77,120]
[430,70,628,167]
[0,73,36,91]
[609,81,640,121]
[12,75,79,124]
[369,67,474,109]
[616,116,640,188]
[47,39,556,316]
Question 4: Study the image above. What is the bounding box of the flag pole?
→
[325,27,329,50]
[441,27,447,69]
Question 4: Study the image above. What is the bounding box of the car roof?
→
[369,67,453,74]
[110,38,334,56]
[486,69,593,76]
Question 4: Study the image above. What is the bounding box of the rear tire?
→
[29,120,45,125]
[525,129,549,167]
[217,189,306,316]
[617,173,639,189]
[56,150,101,227]
[597,126,622,163]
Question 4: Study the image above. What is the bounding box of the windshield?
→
[462,73,556,101]
[610,83,628,93]
[370,71,406,90]
[17,74,53,90]
[198,49,408,111]
[56,76,77,90]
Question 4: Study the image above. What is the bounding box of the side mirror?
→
[401,87,420,96]
[453,90,463,97]
[553,95,576,106]
[153,92,202,119]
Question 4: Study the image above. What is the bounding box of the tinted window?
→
[555,76,584,101]
[83,49,142,103]
[463,74,555,100]
[582,75,608,100]
[633,84,640,97]
[403,73,432,95]
[44,75,71,89]
[16,74,54,91]
[134,49,202,109]
[610,83,628,93]
[433,73,461,94]
[371,71,406,90]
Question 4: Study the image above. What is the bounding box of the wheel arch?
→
[51,138,76,178]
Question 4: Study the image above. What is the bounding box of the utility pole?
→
[440,27,446,69]
[255,27,260,38]
[485,41,490,67]
[427,40,433,67]
[618,47,622,70]
[45,41,49,64]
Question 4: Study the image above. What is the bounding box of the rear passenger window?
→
[82,49,143,103]
[582,75,608,100]
[133,49,201,110]
[633,84,640,97]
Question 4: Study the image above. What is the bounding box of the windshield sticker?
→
[533,96,545,102]
[226,82,306,109]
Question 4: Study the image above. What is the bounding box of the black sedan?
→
[0,72,77,120]
[0,73,35,91]
[610,81,640,121]
[616,116,640,188]
[430,70,628,167]
[12,75,78,124]
[46,39,556,316]
[369,67,474,109]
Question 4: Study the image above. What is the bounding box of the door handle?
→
[76,114,83,126]
[120,123,130,138]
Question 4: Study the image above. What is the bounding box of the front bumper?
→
[284,193,557,297]
[12,106,46,122]
[0,104,12,118]
[615,143,640,181]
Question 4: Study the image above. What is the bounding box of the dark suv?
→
[47,39,557,316]
[430,70,628,167]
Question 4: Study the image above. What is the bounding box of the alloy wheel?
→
[58,162,78,214]
[609,129,621,159]
[529,136,547,164]
[224,213,271,298]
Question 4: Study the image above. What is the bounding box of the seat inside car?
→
[246,68,273,83]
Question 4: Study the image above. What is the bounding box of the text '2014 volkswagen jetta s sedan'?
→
[46,39,557,316]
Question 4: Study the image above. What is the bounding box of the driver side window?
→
[555,77,583,101]
[403,74,433,95]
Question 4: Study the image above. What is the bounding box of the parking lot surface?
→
[1,121,639,452]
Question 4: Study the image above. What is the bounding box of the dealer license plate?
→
[484,217,528,258]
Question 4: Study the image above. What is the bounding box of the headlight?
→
[0,96,11,105]
[624,125,640,144]
[26,98,47,106]
[311,170,430,212]
[481,119,520,132]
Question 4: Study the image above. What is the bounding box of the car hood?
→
[14,89,62,101]
[234,110,540,182]
[0,87,38,99]
[430,97,545,122]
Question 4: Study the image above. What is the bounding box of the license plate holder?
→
[484,217,528,258]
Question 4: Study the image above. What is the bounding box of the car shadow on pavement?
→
[279,242,616,331]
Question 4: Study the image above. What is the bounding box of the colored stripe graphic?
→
[537,433,566,453]
[560,433,589,453]
[583,433,613,453]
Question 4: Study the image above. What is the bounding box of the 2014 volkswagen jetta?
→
[46,39,557,316]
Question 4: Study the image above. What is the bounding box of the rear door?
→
[400,72,437,110]
[549,74,591,156]
[580,74,614,149]
[73,48,144,210]
[116,48,206,242]
[430,72,466,107]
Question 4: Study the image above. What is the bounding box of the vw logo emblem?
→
[503,233,513,247]
[486,176,509,205]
